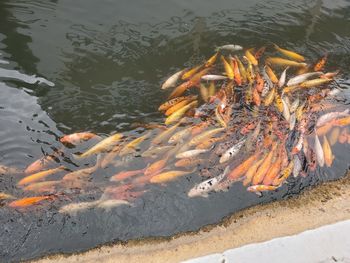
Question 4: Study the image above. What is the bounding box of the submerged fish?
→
[152,122,181,145]
[142,145,175,158]
[314,133,325,167]
[282,96,290,121]
[63,155,101,181]
[266,57,307,68]
[219,138,246,164]
[273,159,294,186]
[215,44,243,52]
[0,165,22,175]
[287,72,323,86]
[165,100,198,125]
[188,127,225,146]
[176,148,211,159]
[165,96,197,116]
[316,109,349,127]
[221,56,234,79]
[322,135,334,167]
[75,133,123,158]
[59,201,100,215]
[0,192,16,200]
[293,155,302,177]
[18,166,65,186]
[23,180,61,193]
[252,144,277,185]
[273,44,305,62]
[161,69,185,90]
[243,154,266,186]
[158,96,189,111]
[119,132,150,156]
[314,55,327,71]
[96,199,131,211]
[201,75,228,81]
[265,65,278,83]
[228,151,260,181]
[9,196,52,208]
[25,155,55,175]
[188,166,229,197]
[110,168,145,182]
[299,78,333,89]
[245,49,258,66]
[150,170,193,184]
[60,132,100,145]
[278,67,288,88]
[174,158,205,168]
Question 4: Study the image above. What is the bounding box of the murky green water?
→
[0,0,350,261]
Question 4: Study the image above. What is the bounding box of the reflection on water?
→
[0,0,350,261]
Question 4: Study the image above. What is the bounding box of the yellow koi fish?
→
[273,44,305,62]
[18,166,65,186]
[76,133,123,158]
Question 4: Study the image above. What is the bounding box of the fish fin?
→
[202,193,209,198]
[72,153,83,160]
[94,154,103,169]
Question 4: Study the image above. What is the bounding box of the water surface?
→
[0,0,350,261]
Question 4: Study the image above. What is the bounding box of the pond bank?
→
[35,171,350,263]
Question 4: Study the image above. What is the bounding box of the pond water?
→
[0,0,350,261]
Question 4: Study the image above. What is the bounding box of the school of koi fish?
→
[1,44,349,215]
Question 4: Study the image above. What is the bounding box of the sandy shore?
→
[36,171,350,263]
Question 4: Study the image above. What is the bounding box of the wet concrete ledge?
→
[184,219,350,263]
[35,171,350,263]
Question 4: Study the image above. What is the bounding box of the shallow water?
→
[0,0,350,261]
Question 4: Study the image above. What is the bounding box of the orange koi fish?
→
[144,158,168,176]
[262,156,282,186]
[165,96,196,116]
[254,46,266,59]
[110,168,145,182]
[168,81,193,99]
[158,96,189,111]
[8,196,52,208]
[227,151,260,181]
[255,73,264,92]
[174,158,205,168]
[18,166,65,186]
[265,65,278,83]
[25,155,55,174]
[243,154,266,186]
[314,54,327,71]
[272,159,294,186]
[150,170,193,184]
[252,87,261,106]
[252,144,277,185]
